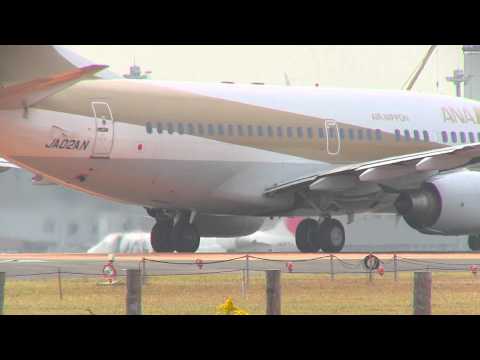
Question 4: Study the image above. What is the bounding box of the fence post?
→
[245,255,250,291]
[241,269,246,297]
[393,254,398,282]
[266,270,281,315]
[0,272,4,315]
[330,255,335,281]
[126,269,142,315]
[141,258,147,286]
[57,268,63,300]
[413,271,432,315]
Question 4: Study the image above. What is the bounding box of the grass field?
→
[3,272,480,315]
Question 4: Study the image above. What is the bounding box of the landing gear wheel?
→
[468,235,480,251]
[295,219,321,253]
[318,218,345,253]
[171,222,201,253]
[151,222,173,252]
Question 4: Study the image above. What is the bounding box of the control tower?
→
[463,45,480,100]
[123,60,152,79]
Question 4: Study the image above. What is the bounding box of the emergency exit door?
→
[325,119,341,155]
[91,102,114,158]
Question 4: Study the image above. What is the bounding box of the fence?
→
[0,253,478,314]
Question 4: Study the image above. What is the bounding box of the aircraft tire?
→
[172,222,201,253]
[151,222,174,252]
[468,235,480,251]
[318,218,345,253]
[295,218,321,253]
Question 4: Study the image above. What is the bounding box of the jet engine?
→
[195,215,265,238]
[394,170,480,235]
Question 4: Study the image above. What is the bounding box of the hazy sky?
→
[65,45,463,96]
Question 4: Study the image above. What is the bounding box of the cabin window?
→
[228,124,234,136]
[469,132,475,143]
[339,128,345,140]
[277,126,283,137]
[441,131,448,143]
[247,125,253,137]
[218,124,224,136]
[307,128,313,139]
[366,129,372,141]
[197,124,204,136]
[357,129,364,141]
[178,123,184,135]
[267,126,274,137]
[157,122,163,134]
[297,127,303,138]
[167,123,174,134]
[375,129,382,141]
[146,122,153,134]
[413,130,419,141]
[460,132,467,144]
[178,123,185,135]
[404,130,411,141]
[208,124,215,135]
[257,126,264,137]
[318,128,324,139]
[237,125,244,136]
[395,129,401,142]
[451,132,457,143]
[423,130,429,142]
[287,127,293,138]
[349,129,355,141]
[187,123,194,135]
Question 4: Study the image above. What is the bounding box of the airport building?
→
[464,45,480,101]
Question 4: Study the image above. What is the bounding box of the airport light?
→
[446,69,469,97]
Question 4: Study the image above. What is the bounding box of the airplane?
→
[1,45,480,254]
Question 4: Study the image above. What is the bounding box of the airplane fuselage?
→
[0,79,479,217]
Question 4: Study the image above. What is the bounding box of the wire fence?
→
[1,253,480,279]
[2,254,480,315]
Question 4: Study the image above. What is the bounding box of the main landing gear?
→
[468,235,480,251]
[295,218,345,253]
[147,210,200,253]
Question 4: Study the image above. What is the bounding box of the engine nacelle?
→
[395,170,480,235]
[195,215,265,238]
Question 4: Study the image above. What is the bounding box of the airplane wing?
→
[265,142,480,198]
[0,64,108,110]
[0,157,60,186]
[0,158,19,171]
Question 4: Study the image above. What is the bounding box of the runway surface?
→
[1,252,480,278]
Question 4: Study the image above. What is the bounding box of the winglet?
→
[0,64,109,110]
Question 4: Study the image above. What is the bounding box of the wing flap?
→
[265,142,480,196]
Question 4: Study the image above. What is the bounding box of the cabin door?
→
[91,102,115,158]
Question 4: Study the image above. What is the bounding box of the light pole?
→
[446,69,468,97]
